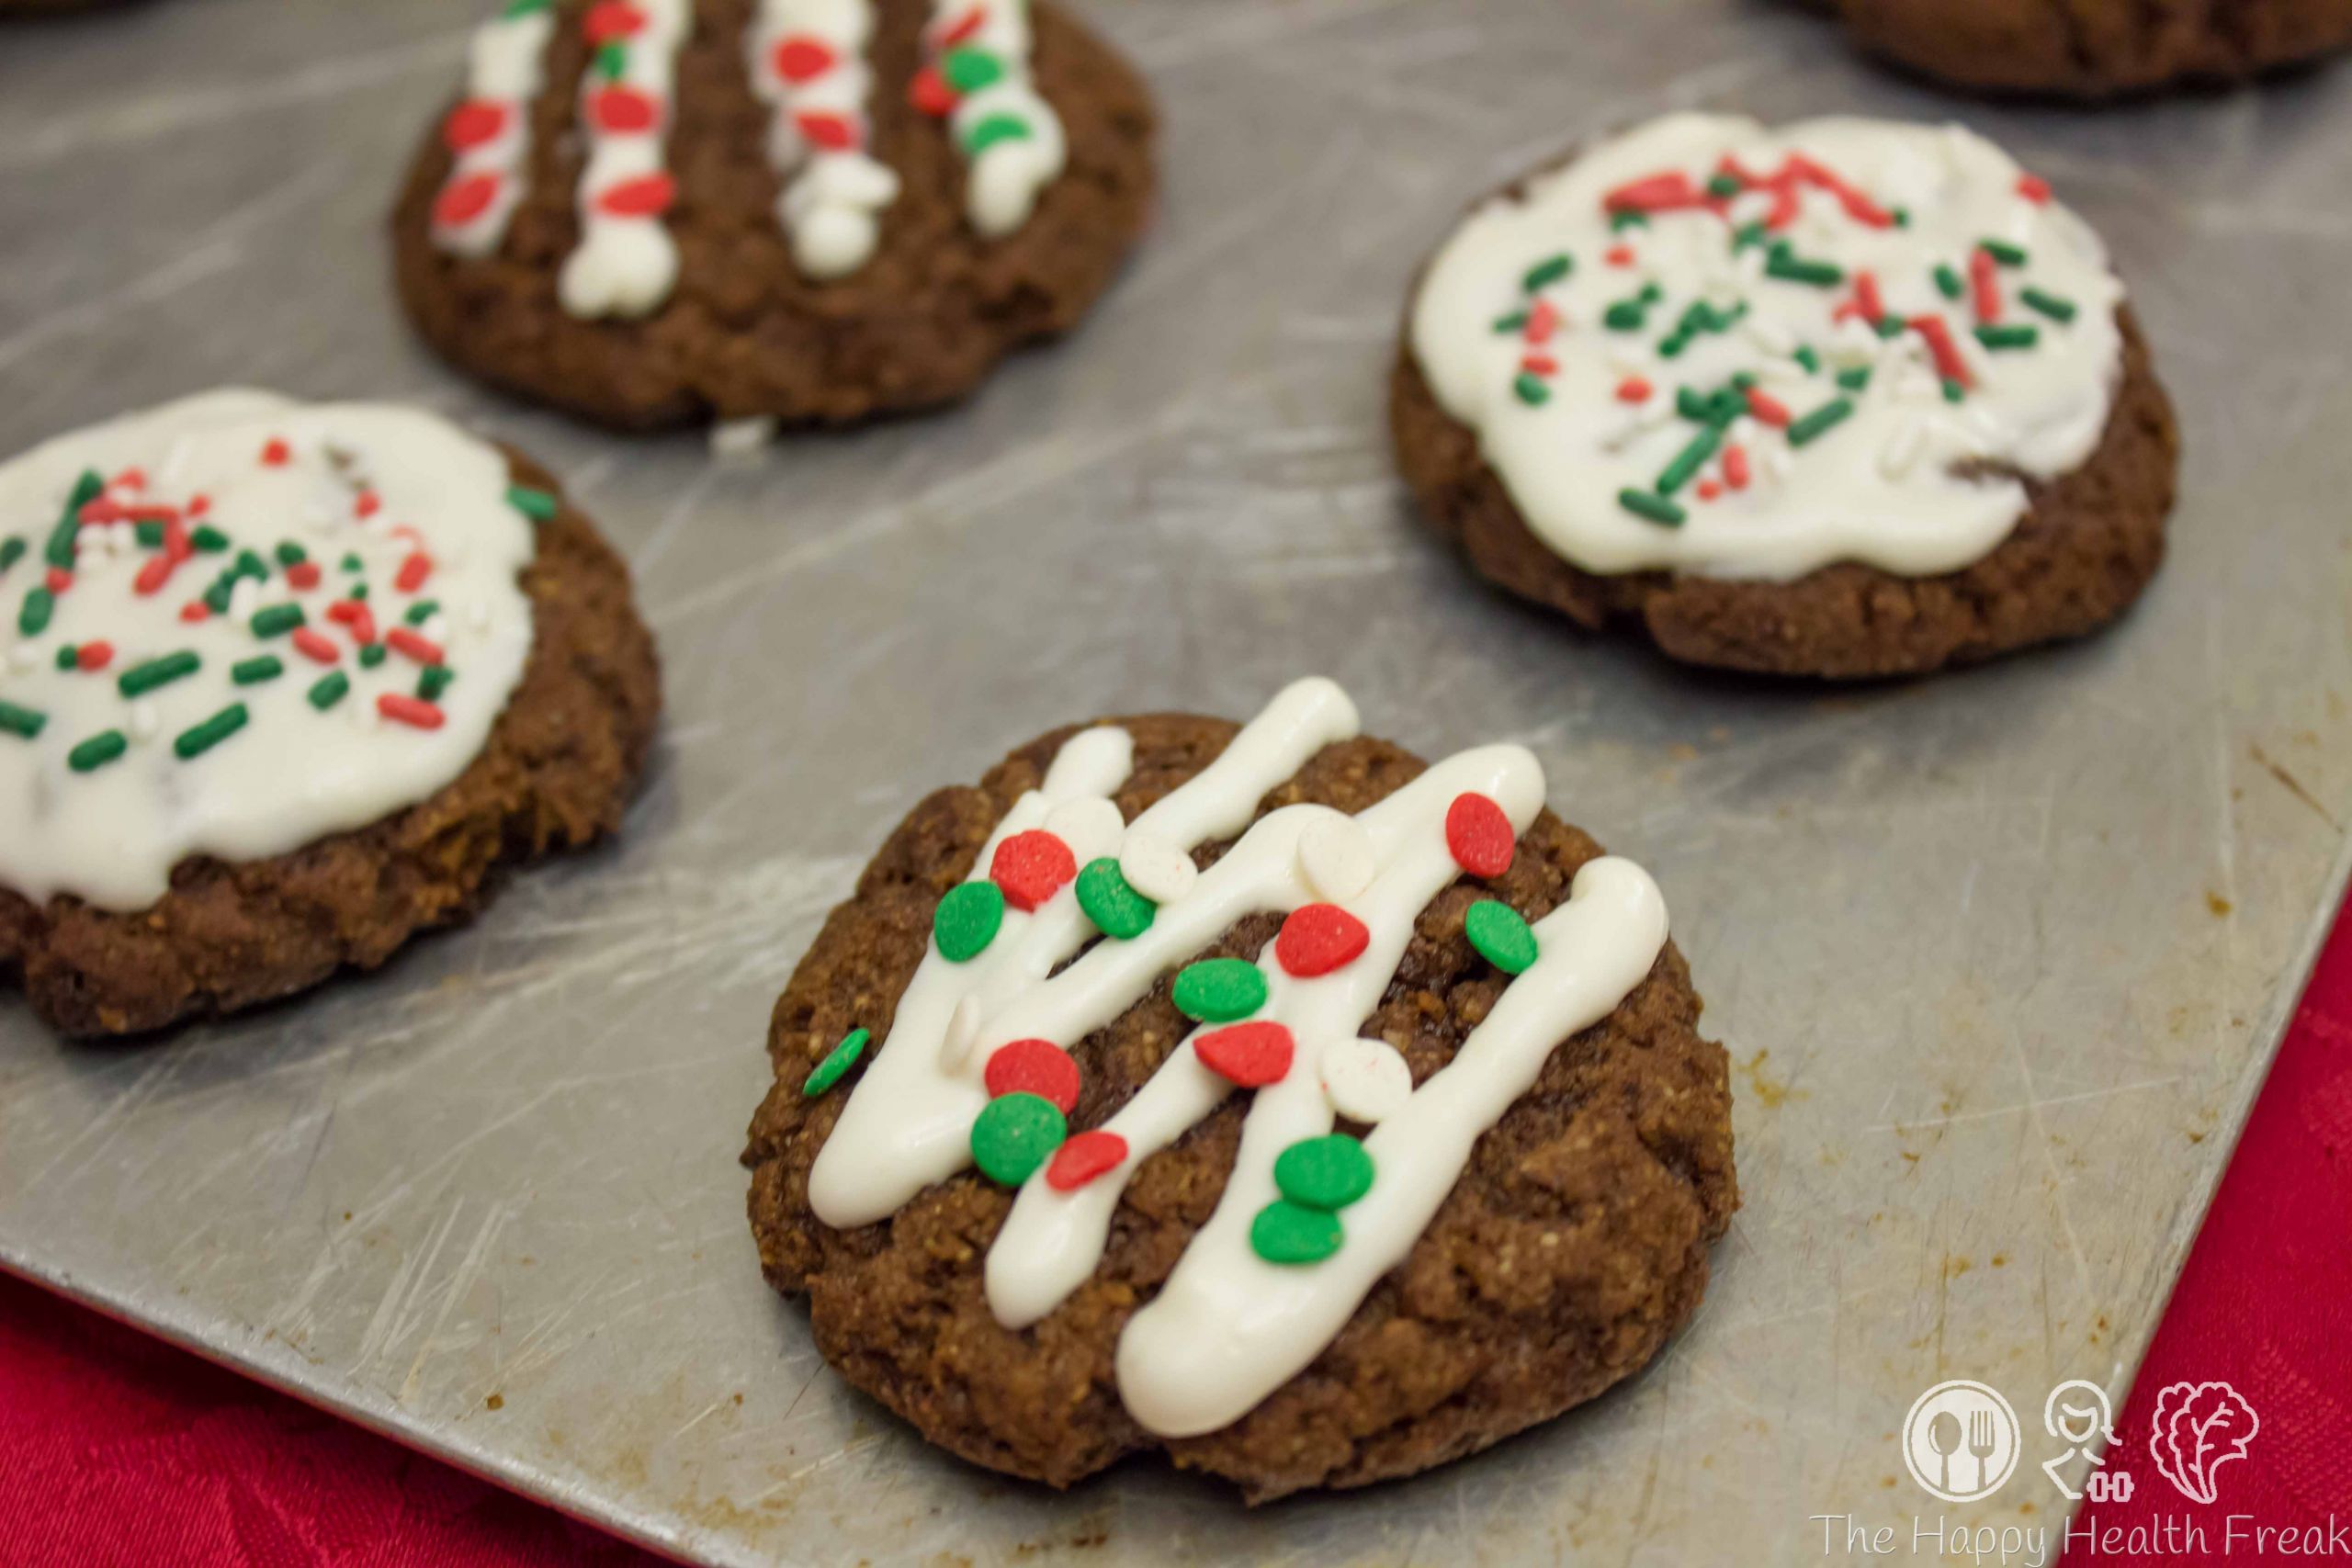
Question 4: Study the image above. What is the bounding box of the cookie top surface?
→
[1408,113,2129,583]
[0,390,542,911]
[760,678,1706,1454]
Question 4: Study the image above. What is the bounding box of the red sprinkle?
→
[260,437,291,468]
[1605,170,1704,214]
[1194,1021,1295,1089]
[1045,1129,1128,1192]
[434,172,502,229]
[1696,479,1723,502]
[395,551,434,593]
[1605,243,1636,267]
[387,628,446,667]
[1724,444,1751,491]
[1745,387,1793,428]
[908,63,956,116]
[590,85,661,134]
[794,110,858,152]
[133,554,176,596]
[596,172,676,218]
[378,694,446,730]
[291,627,340,666]
[328,600,379,644]
[354,491,381,520]
[179,602,209,623]
[111,468,147,493]
[1853,268,1886,325]
[442,99,509,152]
[74,640,113,672]
[119,504,181,525]
[285,560,322,591]
[773,35,836,82]
[989,829,1078,912]
[1275,905,1371,979]
[76,497,124,526]
[187,495,210,519]
[937,4,986,45]
[2017,174,2052,205]
[44,568,70,593]
[581,0,645,43]
[1523,298,1558,344]
[1445,792,1516,878]
[1970,247,2001,323]
[1787,152,1894,228]
[1910,314,1973,388]
[984,1039,1080,1114]
[1615,377,1653,404]
[1520,353,1557,377]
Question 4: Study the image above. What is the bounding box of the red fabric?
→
[7,906,2352,1565]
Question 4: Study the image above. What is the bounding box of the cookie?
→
[1392,113,2177,680]
[1823,0,2352,97]
[390,0,1156,431]
[0,390,660,1036]
[743,677,1736,1500]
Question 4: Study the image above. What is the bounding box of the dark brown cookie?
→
[1825,0,2352,96]
[742,711,1736,1501]
[0,450,660,1038]
[390,0,1156,432]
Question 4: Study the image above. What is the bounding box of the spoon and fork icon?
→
[1928,1407,2001,1494]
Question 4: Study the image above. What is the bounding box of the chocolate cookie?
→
[390,0,1156,431]
[0,390,660,1037]
[743,678,1736,1500]
[1824,0,2352,96]
[1392,113,2177,680]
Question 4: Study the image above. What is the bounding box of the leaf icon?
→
[2150,1381,2258,1504]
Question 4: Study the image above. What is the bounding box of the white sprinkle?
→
[1297,817,1375,903]
[1879,417,1928,480]
[129,700,160,741]
[1745,314,1796,356]
[1320,1037,1415,1124]
[8,643,40,672]
[228,577,260,620]
[1044,797,1125,863]
[1118,831,1196,904]
[939,997,981,1072]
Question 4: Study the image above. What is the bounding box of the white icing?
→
[1115,830,1194,904]
[559,0,693,320]
[1409,113,2127,582]
[431,3,557,259]
[0,391,538,911]
[749,0,904,280]
[809,677,1671,1438]
[923,0,1067,238]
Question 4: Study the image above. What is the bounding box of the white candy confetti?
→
[1117,831,1195,904]
[1319,1036,1416,1124]
[1297,817,1375,903]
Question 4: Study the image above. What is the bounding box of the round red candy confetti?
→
[795,110,857,152]
[581,0,644,43]
[1194,1021,1295,1089]
[259,437,291,468]
[597,172,676,218]
[2017,174,2052,205]
[1045,1129,1128,1191]
[984,1038,1080,1114]
[1274,904,1369,978]
[773,35,835,82]
[908,64,956,117]
[590,85,660,134]
[353,490,381,519]
[443,99,508,152]
[989,829,1077,912]
[1445,792,1515,878]
[434,172,502,229]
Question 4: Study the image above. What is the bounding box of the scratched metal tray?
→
[5,0,2351,1562]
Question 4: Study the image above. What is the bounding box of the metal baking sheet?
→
[5,0,2350,1562]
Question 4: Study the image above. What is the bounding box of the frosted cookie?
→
[1824,0,2352,96]
[1392,114,2177,680]
[0,390,661,1036]
[742,677,1736,1498]
[390,0,1155,431]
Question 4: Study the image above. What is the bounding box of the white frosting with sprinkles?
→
[0,391,540,912]
[560,0,694,320]
[748,0,904,280]
[1410,113,2128,581]
[431,0,558,258]
[805,677,1669,1438]
[917,0,1068,239]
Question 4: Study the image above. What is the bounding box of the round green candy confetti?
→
[1171,958,1267,1023]
[942,45,1003,93]
[802,1027,869,1097]
[1272,1135,1374,1212]
[934,879,1005,962]
[1075,856,1155,940]
[1250,1200,1343,1265]
[1464,899,1539,975]
[970,1091,1067,1187]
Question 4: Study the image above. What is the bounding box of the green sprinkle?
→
[133,521,165,548]
[594,39,627,80]
[54,644,77,671]
[1250,1201,1343,1265]
[933,880,1005,962]
[1656,426,1721,497]
[190,525,229,553]
[232,655,284,686]
[1273,1135,1374,1211]
[18,586,52,637]
[45,469,101,570]
[340,551,364,572]
[1788,397,1857,446]
[67,730,127,773]
[1837,365,1873,391]
[118,649,199,697]
[1765,254,1844,288]
[1793,344,1821,374]
[1934,264,1965,301]
[501,0,551,16]
[1075,857,1155,940]
[1675,387,1713,422]
[1893,207,1911,227]
[1491,310,1527,334]
[1731,220,1768,253]
[1639,283,1663,305]
[1978,238,2028,266]
[1875,315,1908,339]
[173,703,248,761]
[0,536,23,572]
[1521,253,1572,292]
[1942,378,1967,404]
[1602,299,1647,333]
[250,604,305,638]
[1512,372,1550,408]
[970,1092,1067,1186]
[233,547,268,583]
[942,45,1004,93]
[504,485,558,524]
[1610,209,1649,232]
[1464,899,1539,975]
[801,1027,869,1097]
[1617,488,1686,527]
[1172,958,1268,1023]
[963,113,1033,155]
[203,578,234,615]
[275,541,308,567]
[0,701,47,739]
[2020,288,2077,324]
[1657,333,1688,360]
[359,643,388,668]
[350,581,369,601]
[418,665,455,702]
[1974,323,2041,351]
[1705,172,1742,198]
[403,599,440,626]
[307,671,350,711]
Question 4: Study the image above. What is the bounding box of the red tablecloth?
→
[7,914,2351,1566]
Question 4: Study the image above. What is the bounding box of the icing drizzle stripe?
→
[748,0,903,280]
[430,0,560,258]
[914,0,1068,241]
[559,0,694,320]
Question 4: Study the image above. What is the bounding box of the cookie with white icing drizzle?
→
[743,678,1735,1497]
[1393,113,2177,679]
[0,390,661,1036]
[393,0,1153,432]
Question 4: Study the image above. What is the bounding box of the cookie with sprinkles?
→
[1391,113,2178,679]
[742,677,1735,1497]
[1823,0,2352,97]
[0,389,660,1036]
[390,0,1155,432]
